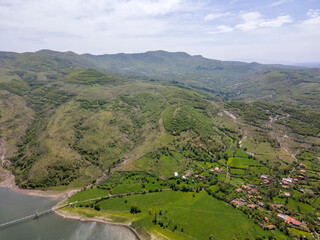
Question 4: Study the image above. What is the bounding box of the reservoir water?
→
[0,187,137,240]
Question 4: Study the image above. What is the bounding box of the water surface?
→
[0,187,137,240]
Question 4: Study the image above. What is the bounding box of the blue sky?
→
[0,0,319,63]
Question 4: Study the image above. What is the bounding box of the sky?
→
[0,0,320,63]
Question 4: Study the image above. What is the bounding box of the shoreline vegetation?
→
[0,166,78,198]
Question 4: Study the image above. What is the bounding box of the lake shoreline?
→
[0,166,79,198]
[55,208,143,240]
[0,172,143,240]
[0,167,143,240]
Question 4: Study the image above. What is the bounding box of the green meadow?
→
[69,190,274,240]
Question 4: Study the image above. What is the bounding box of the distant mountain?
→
[1,50,319,110]
[293,62,320,68]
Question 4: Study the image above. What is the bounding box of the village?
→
[183,156,320,239]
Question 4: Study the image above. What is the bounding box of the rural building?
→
[290,219,301,226]
[260,174,268,179]
[248,204,257,209]
[277,214,301,226]
[272,204,283,209]
[263,179,269,184]
[174,172,178,177]
[284,192,291,197]
[231,198,247,207]
[268,225,275,230]
[257,201,264,207]
[282,178,292,183]
[299,163,305,169]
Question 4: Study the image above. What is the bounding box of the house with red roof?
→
[268,225,275,230]
[248,204,257,209]
[277,214,301,226]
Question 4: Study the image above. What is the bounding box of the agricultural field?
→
[66,190,280,240]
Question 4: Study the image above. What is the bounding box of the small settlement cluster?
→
[179,159,319,237]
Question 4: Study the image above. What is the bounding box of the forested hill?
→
[0,50,319,192]
[1,50,319,111]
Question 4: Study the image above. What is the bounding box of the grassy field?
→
[69,190,274,240]
[227,157,261,168]
[68,188,109,203]
[290,228,313,240]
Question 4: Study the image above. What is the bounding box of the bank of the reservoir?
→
[0,187,138,240]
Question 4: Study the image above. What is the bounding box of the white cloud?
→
[204,12,232,21]
[208,25,234,34]
[0,0,187,41]
[260,15,292,27]
[236,11,292,31]
[307,9,320,18]
[269,0,289,7]
[0,0,319,63]
[296,9,320,35]
[235,12,262,30]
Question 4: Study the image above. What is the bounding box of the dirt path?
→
[226,165,230,179]
[287,167,296,178]
[223,110,237,121]
[152,230,171,240]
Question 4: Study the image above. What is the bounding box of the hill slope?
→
[0,50,319,239]
[2,50,319,110]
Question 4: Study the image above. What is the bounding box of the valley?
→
[0,50,319,239]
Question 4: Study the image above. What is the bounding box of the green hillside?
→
[0,50,319,239]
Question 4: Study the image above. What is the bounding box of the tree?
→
[209,233,215,240]
[94,205,101,211]
[130,204,141,214]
